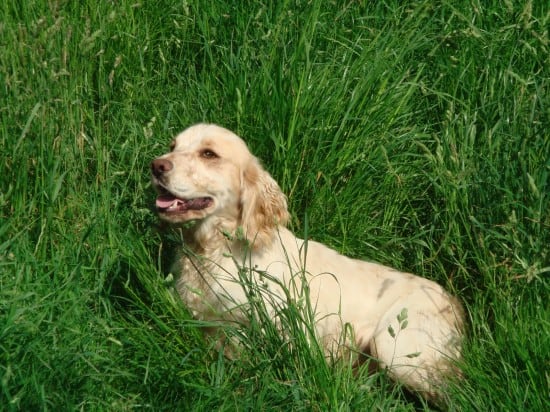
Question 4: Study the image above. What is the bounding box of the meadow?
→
[1,0,548,410]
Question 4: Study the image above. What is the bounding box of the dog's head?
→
[151,123,289,247]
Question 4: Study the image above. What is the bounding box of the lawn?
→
[1,0,548,410]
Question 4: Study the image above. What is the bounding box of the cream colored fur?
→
[151,123,465,403]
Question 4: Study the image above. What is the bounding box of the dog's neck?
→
[182,215,277,260]
[180,215,241,255]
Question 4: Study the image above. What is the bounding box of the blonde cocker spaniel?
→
[151,123,465,404]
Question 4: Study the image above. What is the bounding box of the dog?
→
[151,123,465,403]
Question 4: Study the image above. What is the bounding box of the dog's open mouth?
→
[156,194,213,213]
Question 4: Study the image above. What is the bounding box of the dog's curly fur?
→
[151,123,465,404]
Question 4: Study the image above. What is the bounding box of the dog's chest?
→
[173,253,249,320]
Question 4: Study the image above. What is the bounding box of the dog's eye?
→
[200,149,218,159]
[169,140,176,151]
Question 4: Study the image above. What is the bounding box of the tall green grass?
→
[1,0,548,410]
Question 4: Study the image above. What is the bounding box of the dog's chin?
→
[156,208,214,225]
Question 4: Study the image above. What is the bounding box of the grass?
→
[1,0,548,410]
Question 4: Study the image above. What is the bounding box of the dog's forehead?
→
[173,124,250,155]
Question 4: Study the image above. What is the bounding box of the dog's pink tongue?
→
[156,195,178,209]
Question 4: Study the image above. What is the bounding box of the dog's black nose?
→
[151,158,173,177]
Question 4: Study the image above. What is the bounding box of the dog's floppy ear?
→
[240,157,290,248]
